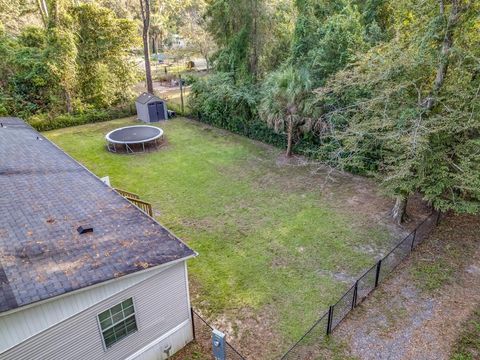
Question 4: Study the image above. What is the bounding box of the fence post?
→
[410,229,417,251]
[179,74,184,114]
[326,305,334,335]
[351,281,358,310]
[374,259,382,288]
[190,307,196,340]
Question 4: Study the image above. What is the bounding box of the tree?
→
[207,0,281,82]
[44,0,77,113]
[148,0,196,54]
[0,25,54,116]
[179,5,216,70]
[149,13,163,54]
[45,27,77,113]
[0,0,42,33]
[139,0,153,93]
[258,0,295,74]
[315,0,480,222]
[291,0,367,87]
[0,0,139,117]
[259,65,314,157]
[37,0,49,27]
[73,3,138,107]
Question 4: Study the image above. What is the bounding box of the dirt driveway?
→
[334,214,480,360]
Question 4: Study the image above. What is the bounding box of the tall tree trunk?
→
[391,196,407,224]
[143,33,153,93]
[251,0,259,81]
[286,116,293,157]
[64,89,73,113]
[422,0,462,110]
[151,35,157,55]
[37,0,49,27]
[140,0,153,94]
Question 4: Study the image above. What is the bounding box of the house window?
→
[98,298,137,348]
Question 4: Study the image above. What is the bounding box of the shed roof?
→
[0,118,195,314]
[135,92,164,104]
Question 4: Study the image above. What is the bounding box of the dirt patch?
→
[275,153,311,167]
[186,302,282,360]
[228,306,283,360]
[334,214,480,360]
[265,153,431,252]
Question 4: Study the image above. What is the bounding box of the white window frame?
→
[96,297,139,351]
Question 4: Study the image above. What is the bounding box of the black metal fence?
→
[280,211,442,360]
[191,308,247,360]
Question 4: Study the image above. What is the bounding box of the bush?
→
[189,73,283,146]
[189,72,321,155]
[27,105,136,131]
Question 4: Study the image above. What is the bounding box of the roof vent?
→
[77,225,93,234]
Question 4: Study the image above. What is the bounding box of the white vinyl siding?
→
[0,262,192,360]
[0,262,176,353]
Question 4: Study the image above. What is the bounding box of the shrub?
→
[189,73,284,146]
[27,105,136,132]
[189,72,322,155]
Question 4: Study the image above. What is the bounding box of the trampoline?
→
[105,125,164,154]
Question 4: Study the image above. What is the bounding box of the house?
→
[135,93,169,123]
[0,118,197,359]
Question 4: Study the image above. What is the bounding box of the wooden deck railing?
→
[115,188,153,217]
[115,188,140,199]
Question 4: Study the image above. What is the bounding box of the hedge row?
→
[188,73,322,157]
[27,105,137,132]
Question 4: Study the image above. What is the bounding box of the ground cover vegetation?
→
[451,306,480,360]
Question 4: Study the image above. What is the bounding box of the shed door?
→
[147,103,158,122]
[156,102,165,120]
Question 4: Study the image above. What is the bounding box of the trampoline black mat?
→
[108,126,161,143]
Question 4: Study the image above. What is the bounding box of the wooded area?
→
[189,0,480,222]
[0,0,479,221]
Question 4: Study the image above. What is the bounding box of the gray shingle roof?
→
[0,118,195,314]
[135,92,164,104]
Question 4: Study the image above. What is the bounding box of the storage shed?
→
[135,93,168,123]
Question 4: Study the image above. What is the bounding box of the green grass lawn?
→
[161,88,191,114]
[45,117,392,357]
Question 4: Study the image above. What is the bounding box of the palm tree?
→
[259,65,313,157]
